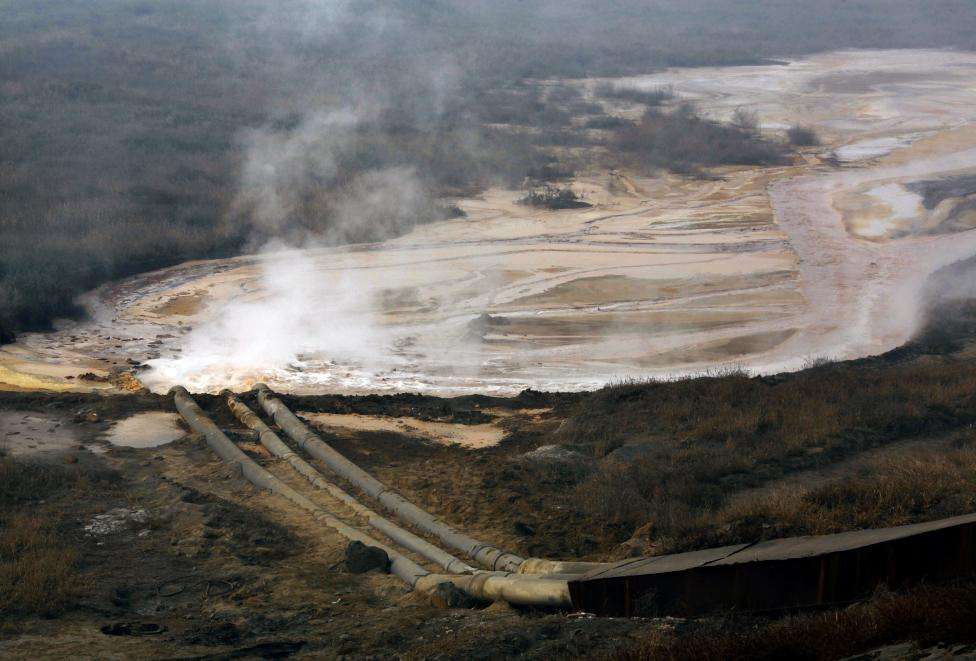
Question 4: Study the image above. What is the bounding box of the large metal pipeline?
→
[172,386,427,585]
[254,385,608,576]
[256,384,525,572]
[416,572,571,608]
[172,386,572,608]
[515,558,609,575]
[224,390,475,574]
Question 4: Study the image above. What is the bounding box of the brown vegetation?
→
[517,186,592,210]
[614,105,788,174]
[0,457,110,617]
[677,438,976,552]
[0,512,83,618]
[787,125,821,146]
[622,581,976,660]
[563,352,976,552]
[487,296,976,560]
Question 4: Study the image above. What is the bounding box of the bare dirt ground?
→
[0,391,652,659]
[301,411,510,449]
[7,50,976,396]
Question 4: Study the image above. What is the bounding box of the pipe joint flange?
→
[468,572,493,593]
[495,553,525,573]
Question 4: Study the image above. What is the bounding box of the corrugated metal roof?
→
[578,513,976,581]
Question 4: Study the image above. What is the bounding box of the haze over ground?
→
[5,0,976,342]
[5,2,976,659]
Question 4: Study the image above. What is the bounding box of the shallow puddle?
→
[106,412,184,448]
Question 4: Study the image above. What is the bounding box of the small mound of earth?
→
[106,412,184,448]
[0,411,79,457]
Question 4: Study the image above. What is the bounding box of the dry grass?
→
[570,359,976,453]
[666,438,976,553]
[0,512,83,618]
[0,455,83,504]
[620,581,976,660]
[541,311,976,552]
[0,456,115,618]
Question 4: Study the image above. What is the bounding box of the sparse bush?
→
[801,354,832,369]
[517,185,592,210]
[531,128,591,147]
[615,104,789,173]
[731,107,759,131]
[543,84,604,116]
[568,100,605,116]
[787,124,820,146]
[438,203,467,219]
[525,161,577,182]
[476,86,574,127]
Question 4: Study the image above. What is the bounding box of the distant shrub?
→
[437,203,467,219]
[531,128,590,147]
[517,185,592,210]
[731,107,759,131]
[476,86,573,127]
[543,85,603,116]
[802,354,833,369]
[615,104,788,173]
[525,162,576,182]
[787,124,820,146]
[568,100,604,116]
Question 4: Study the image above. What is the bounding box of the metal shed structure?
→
[568,513,976,616]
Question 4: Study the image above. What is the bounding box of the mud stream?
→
[5,49,976,395]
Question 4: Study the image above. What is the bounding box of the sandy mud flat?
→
[0,411,81,457]
[5,49,976,395]
[301,412,508,449]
